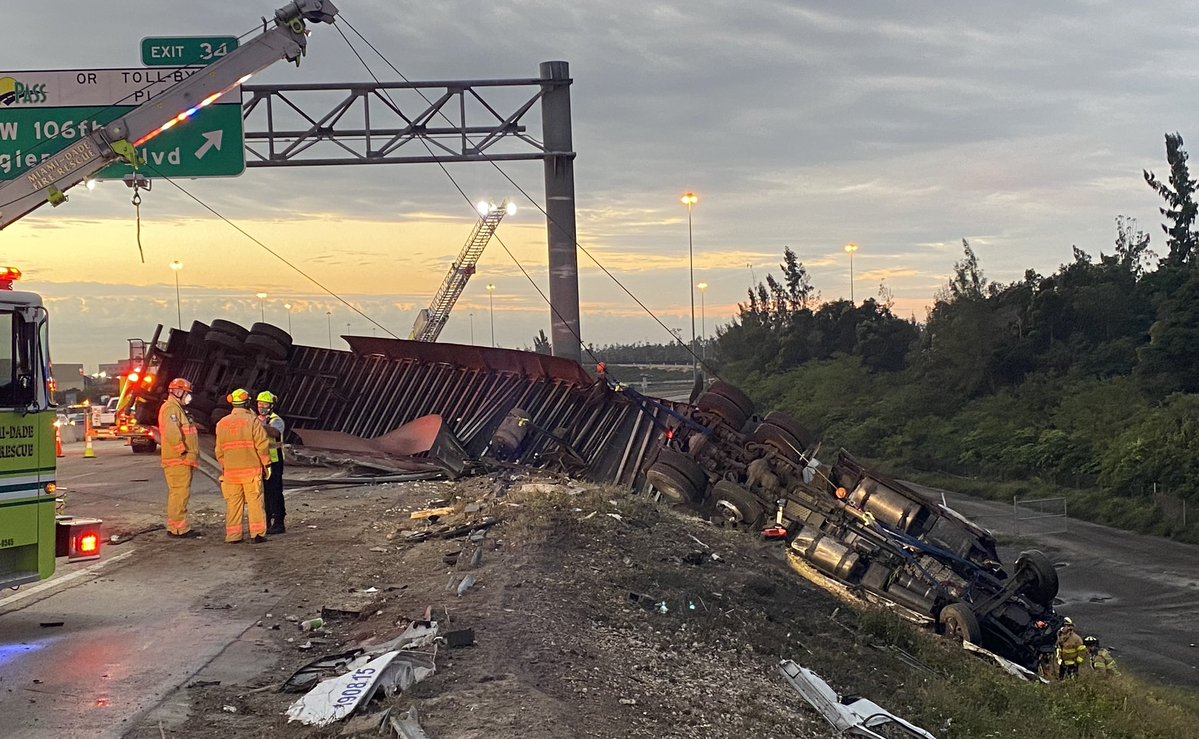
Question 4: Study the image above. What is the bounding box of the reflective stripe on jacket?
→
[215,407,270,483]
[263,411,285,463]
[1057,632,1087,666]
[158,396,199,468]
[1092,648,1117,672]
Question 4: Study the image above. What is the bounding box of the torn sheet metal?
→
[778,660,937,739]
[962,641,1047,683]
[286,623,441,725]
[287,650,403,726]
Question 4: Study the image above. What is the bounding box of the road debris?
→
[778,660,936,738]
[388,705,430,739]
[444,628,475,648]
[285,623,440,726]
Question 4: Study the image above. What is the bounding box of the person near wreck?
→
[256,390,287,534]
[215,388,272,543]
[1056,617,1087,680]
[1084,635,1119,677]
[158,378,200,538]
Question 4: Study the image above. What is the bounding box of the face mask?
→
[182,392,193,406]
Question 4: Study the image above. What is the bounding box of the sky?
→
[2,1,1194,368]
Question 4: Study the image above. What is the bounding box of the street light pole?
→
[469,313,475,345]
[169,261,183,328]
[697,282,708,360]
[256,292,268,322]
[283,303,292,333]
[326,311,332,349]
[486,284,496,347]
[681,192,698,379]
[844,243,859,303]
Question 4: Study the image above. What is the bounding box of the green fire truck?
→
[0,0,340,588]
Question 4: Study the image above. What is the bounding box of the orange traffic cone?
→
[56,425,64,458]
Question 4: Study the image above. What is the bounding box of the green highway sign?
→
[0,103,244,181]
[141,36,239,67]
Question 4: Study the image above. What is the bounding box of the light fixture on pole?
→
[696,282,708,359]
[326,310,332,349]
[486,283,496,347]
[843,243,859,303]
[256,292,268,322]
[680,192,699,379]
[283,303,293,333]
[168,260,183,328]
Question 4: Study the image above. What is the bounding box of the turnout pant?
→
[222,476,267,542]
[163,465,194,535]
[264,460,285,527]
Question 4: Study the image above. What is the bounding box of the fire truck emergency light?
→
[55,516,103,562]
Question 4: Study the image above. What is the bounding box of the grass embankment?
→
[855,610,1199,738]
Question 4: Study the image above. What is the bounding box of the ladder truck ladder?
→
[412,201,510,342]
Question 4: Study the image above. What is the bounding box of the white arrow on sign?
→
[194,130,223,160]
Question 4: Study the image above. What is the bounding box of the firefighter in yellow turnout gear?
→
[158,378,200,538]
[1056,618,1087,680]
[215,389,272,543]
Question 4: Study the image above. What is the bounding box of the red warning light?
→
[78,532,99,554]
[127,372,140,383]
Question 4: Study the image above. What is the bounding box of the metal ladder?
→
[412,202,509,342]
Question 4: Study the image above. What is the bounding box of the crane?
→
[411,199,514,342]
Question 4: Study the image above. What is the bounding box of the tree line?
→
[711,132,1199,538]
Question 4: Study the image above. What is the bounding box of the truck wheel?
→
[750,421,804,462]
[759,411,815,450]
[646,448,707,504]
[250,322,293,348]
[1016,550,1059,605]
[187,321,211,349]
[939,602,982,644]
[704,382,754,417]
[210,319,250,341]
[131,438,157,454]
[710,480,766,528]
[244,334,289,360]
[696,391,749,430]
[205,330,244,354]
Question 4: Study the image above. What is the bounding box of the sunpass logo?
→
[0,77,48,106]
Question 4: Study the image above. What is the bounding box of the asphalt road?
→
[0,441,287,739]
[913,483,1199,689]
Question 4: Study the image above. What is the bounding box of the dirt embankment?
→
[125,473,957,738]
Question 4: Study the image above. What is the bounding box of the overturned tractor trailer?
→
[128,318,1064,670]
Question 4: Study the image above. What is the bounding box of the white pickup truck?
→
[92,396,120,428]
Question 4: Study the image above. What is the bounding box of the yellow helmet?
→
[227,388,251,405]
[256,390,278,404]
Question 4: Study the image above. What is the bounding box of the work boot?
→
[266,522,286,535]
[251,535,268,544]
[168,530,200,539]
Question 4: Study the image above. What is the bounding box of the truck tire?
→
[697,391,749,430]
[210,319,249,341]
[130,437,157,454]
[244,334,288,361]
[703,382,754,417]
[250,322,293,348]
[750,421,805,462]
[187,321,211,349]
[205,330,244,353]
[758,411,815,450]
[710,480,766,528]
[938,602,982,644]
[646,448,707,504]
[1016,550,1059,605]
